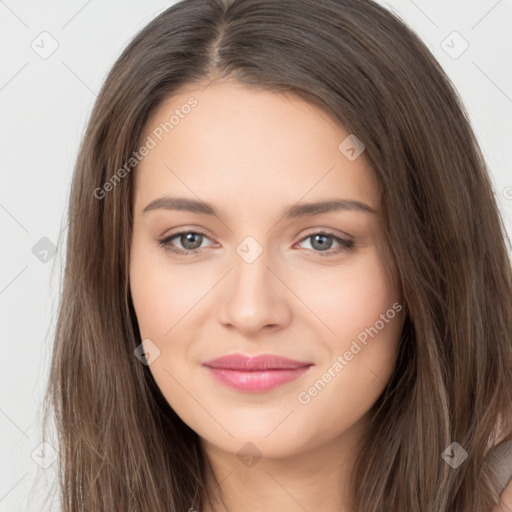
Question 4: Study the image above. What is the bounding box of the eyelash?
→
[157,229,355,258]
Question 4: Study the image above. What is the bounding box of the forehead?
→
[133,80,378,219]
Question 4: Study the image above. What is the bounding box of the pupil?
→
[312,234,332,251]
[183,233,202,249]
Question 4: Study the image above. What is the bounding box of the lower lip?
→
[204,366,312,392]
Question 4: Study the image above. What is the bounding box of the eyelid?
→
[159,226,215,244]
[158,227,216,248]
[159,226,352,243]
[157,226,354,257]
[297,226,353,242]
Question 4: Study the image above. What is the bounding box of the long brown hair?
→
[43,0,512,510]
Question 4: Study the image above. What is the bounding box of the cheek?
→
[292,250,403,421]
[296,249,399,343]
[129,246,209,340]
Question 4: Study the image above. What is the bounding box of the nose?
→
[217,247,292,336]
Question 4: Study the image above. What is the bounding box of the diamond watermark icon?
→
[31,441,58,469]
[236,236,263,264]
[441,31,469,59]
[338,134,365,161]
[134,338,161,365]
[32,237,57,263]
[31,31,59,59]
[441,442,468,468]
[236,442,263,468]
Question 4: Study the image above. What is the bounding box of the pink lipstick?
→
[202,353,313,392]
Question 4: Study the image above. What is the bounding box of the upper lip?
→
[202,353,313,371]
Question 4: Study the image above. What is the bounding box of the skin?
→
[493,476,512,512]
[129,80,405,512]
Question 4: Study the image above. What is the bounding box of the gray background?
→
[1,1,511,510]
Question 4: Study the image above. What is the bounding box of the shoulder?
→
[488,437,512,511]
[490,479,512,511]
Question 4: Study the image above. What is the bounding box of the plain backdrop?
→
[1,1,511,510]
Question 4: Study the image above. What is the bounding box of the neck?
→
[199,416,368,512]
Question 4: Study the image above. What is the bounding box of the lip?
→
[202,353,313,392]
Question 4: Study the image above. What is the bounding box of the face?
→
[129,80,404,460]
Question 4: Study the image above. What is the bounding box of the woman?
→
[44,0,512,510]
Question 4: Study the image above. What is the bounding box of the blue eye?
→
[157,229,354,258]
[296,230,355,256]
[158,230,211,257]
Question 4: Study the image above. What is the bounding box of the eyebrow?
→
[285,198,376,217]
[142,196,377,218]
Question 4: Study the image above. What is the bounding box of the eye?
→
[157,229,214,257]
[295,229,355,257]
[157,228,355,258]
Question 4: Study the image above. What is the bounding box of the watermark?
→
[236,236,264,264]
[31,441,58,469]
[236,441,263,468]
[32,236,57,263]
[134,338,161,365]
[441,442,468,469]
[93,96,198,200]
[338,133,365,161]
[297,301,403,405]
[31,31,59,59]
[440,31,469,60]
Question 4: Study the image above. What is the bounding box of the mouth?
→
[202,353,314,392]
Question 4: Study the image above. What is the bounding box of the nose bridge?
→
[218,237,291,332]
